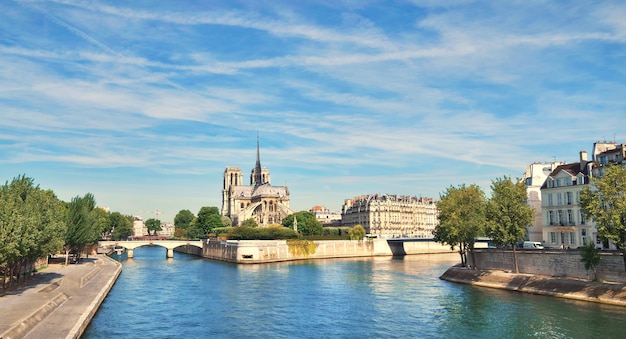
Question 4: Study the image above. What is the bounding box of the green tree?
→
[174,209,195,239]
[92,207,112,239]
[580,165,626,272]
[349,224,366,240]
[0,176,66,288]
[195,206,222,236]
[581,241,601,281]
[110,212,133,240]
[221,215,232,227]
[433,184,487,268]
[241,218,259,228]
[65,193,99,264]
[145,218,162,236]
[486,176,535,273]
[282,211,323,236]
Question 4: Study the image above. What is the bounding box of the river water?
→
[84,246,626,338]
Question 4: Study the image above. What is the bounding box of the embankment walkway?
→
[0,255,121,339]
[441,267,626,307]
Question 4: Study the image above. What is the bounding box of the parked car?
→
[523,241,544,250]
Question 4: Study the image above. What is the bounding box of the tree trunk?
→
[622,249,626,274]
[469,244,477,270]
[65,248,70,266]
[513,245,519,273]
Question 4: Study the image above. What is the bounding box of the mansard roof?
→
[540,161,591,189]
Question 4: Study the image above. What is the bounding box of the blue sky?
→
[1,0,625,223]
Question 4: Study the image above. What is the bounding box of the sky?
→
[1,0,625,223]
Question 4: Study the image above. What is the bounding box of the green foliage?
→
[580,165,626,271]
[486,177,534,248]
[226,226,299,240]
[241,218,258,228]
[0,176,66,287]
[282,211,323,236]
[145,218,162,236]
[221,216,232,227]
[92,207,112,239]
[580,241,601,281]
[349,224,366,240]
[65,193,99,262]
[433,184,487,267]
[485,177,534,273]
[195,206,222,236]
[174,209,195,238]
[286,239,317,256]
[110,212,133,240]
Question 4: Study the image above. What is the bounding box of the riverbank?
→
[440,266,626,306]
[0,254,121,338]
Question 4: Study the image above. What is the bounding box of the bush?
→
[226,226,299,240]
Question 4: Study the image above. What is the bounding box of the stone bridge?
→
[99,240,204,258]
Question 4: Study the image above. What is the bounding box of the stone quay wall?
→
[201,239,456,264]
[469,248,626,283]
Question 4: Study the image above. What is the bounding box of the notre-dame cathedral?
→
[221,138,292,226]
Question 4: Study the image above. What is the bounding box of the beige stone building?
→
[341,194,438,238]
[221,139,292,227]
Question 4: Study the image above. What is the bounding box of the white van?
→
[523,241,544,249]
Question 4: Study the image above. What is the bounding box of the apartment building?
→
[341,194,437,238]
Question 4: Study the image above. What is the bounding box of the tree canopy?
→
[433,184,487,268]
[0,175,66,288]
[282,211,323,236]
[110,212,133,240]
[349,224,366,240]
[580,164,626,271]
[486,176,534,273]
[65,193,99,263]
[241,218,259,228]
[145,218,162,236]
[174,209,195,238]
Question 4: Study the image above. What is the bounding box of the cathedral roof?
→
[252,183,289,198]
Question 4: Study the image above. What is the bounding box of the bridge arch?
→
[100,240,203,258]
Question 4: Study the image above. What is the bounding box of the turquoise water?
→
[84,246,626,338]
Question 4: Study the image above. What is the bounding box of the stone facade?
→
[469,248,626,283]
[341,194,438,238]
[221,139,291,227]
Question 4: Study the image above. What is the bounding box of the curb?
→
[66,256,122,339]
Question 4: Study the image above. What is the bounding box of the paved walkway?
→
[0,255,121,339]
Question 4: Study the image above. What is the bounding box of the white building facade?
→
[541,151,594,248]
[522,161,564,242]
[341,194,437,238]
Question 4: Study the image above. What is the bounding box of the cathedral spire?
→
[254,134,263,187]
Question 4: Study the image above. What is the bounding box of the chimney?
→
[580,151,588,171]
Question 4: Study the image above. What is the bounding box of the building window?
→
[570,232,576,246]
[568,209,574,225]
[548,194,553,206]
[548,211,555,225]
[566,192,573,205]
[557,193,562,206]
[550,232,557,244]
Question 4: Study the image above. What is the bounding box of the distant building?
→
[521,161,564,242]
[221,138,292,227]
[341,194,437,238]
[159,222,174,237]
[133,216,145,237]
[309,206,342,226]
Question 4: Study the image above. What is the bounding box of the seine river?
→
[84,246,626,338]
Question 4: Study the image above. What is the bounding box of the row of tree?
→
[0,175,133,290]
[436,165,626,273]
[173,209,325,239]
[433,176,534,272]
